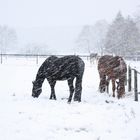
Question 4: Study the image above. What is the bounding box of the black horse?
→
[32,55,85,103]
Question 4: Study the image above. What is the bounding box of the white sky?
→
[0,0,140,53]
[0,0,140,27]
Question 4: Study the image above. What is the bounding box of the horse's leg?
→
[112,79,116,97]
[67,78,74,103]
[49,80,56,100]
[74,76,82,102]
[117,78,125,99]
[106,79,110,93]
[118,86,125,99]
[99,74,106,93]
[99,73,103,92]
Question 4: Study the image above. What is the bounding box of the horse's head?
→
[32,80,42,98]
[99,84,106,93]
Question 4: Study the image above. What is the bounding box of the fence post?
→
[1,53,2,64]
[128,66,132,92]
[134,69,138,101]
[36,54,38,65]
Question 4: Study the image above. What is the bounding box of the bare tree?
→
[0,25,17,53]
[76,20,108,55]
[76,25,92,54]
[24,43,51,55]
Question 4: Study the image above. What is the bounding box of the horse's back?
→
[56,55,85,76]
[98,55,127,79]
[98,55,113,74]
[43,55,85,80]
[56,55,84,69]
[98,55,113,66]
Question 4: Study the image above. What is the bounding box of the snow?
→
[0,57,140,140]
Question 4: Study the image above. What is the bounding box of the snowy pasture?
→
[0,57,140,140]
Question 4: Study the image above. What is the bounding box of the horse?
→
[98,55,127,99]
[32,55,85,103]
[89,53,98,64]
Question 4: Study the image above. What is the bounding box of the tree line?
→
[76,11,140,57]
[0,26,50,54]
[1,11,140,56]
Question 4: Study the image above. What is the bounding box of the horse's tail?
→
[74,57,85,102]
[78,57,85,75]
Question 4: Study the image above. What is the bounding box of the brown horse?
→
[98,55,127,98]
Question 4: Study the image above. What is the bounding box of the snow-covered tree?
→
[124,17,140,55]
[0,25,17,53]
[134,7,140,52]
[104,12,140,56]
[76,25,92,54]
[105,12,125,55]
[90,20,108,55]
[76,20,108,55]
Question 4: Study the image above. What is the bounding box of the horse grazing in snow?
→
[32,55,85,103]
[98,55,127,98]
[89,53,98,64]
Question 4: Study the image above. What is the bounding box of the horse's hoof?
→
[117,95,123,99]
[67,101,71,104]
[49,98,57,100]
[117,96,121,99]
[74,99,81,102]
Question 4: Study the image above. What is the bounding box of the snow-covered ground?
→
[0,57,140,140]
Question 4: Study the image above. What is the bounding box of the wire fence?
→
[0,53,90,64]
[1,53,140,101]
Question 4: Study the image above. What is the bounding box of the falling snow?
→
[0,57,140,140]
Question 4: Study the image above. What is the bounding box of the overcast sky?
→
[0,0,140,27]
[0,0,140,54]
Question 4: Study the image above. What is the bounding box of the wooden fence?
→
[128,66,140,101]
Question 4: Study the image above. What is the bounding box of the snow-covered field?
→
[0,57,140,140]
